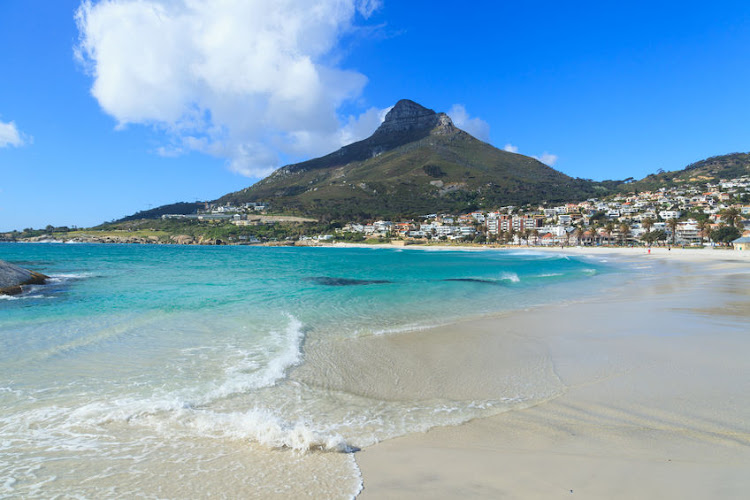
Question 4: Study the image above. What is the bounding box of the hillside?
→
[116,202,206,222]
[623,152,750,192]
[217,100,602,220]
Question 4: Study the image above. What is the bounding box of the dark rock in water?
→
[0,259,48,295]
[307,277,392,286]
[443,278,499,285]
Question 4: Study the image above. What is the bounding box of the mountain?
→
[217,100,599,220]
[623,152,750,192]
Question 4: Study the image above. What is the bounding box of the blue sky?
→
[1,0,749,231]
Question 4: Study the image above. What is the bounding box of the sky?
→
[1,0,749,231]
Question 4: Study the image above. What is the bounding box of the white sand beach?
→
[351,247,750,498]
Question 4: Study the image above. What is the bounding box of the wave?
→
[500,272,520,283]
[200,315,306,402]
[49,272,97,280]
[0,292,51,301]
[443,272,520,285]
[57,316,309,434]
[177,408,353,452]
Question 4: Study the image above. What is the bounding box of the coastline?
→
[352,247,750,498]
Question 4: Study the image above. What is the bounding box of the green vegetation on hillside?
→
[219,132,611,221]
[623,152,750,192]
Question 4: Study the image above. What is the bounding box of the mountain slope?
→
[218,100,597,219]
[624,152,750,192]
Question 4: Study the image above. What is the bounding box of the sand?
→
[354,246,750,499]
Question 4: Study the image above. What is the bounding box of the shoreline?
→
[4,236,748,259]
[352,247,750,498]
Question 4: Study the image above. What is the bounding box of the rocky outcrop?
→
[374,100,436,133]
[372,99,457,136]
[0,260,48,295]
[170,234,196,245]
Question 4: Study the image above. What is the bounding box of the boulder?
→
[0,259,48,295]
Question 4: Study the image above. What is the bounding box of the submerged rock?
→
[0,260,48,295]
[307,276,392,286]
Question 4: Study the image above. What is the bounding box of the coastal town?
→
[5,176,750,250]
[4,174,749,249]
[191,174,750,248]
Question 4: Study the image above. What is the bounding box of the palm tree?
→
[604,222,615,245]
[642,217,654,234]
[522,227,531,246]
[588,225,598,246]
[666,218,678,244]
[574,225,586,246]
[698,219,712,245]
[619,222,630,246]
[721,207,742,228]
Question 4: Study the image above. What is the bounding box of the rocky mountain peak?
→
[374,99,456,135]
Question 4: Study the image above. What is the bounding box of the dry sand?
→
[354,247,750,499]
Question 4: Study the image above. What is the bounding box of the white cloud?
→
[447,104,490,142]
[356,0,382,18]
[75,0,382,177]
[0,119,30,148]
[533,152,558,166]
[502,142,558,166]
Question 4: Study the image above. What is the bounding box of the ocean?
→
[1,243,614,498]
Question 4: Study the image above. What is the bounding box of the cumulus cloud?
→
[533,152,558,166]
[75,0,382,177]
[0,119,30,148]
[502,142,558,166]
[447,104,490,142]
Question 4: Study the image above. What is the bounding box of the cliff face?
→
[372,99,456,136]
[0,260,48,295]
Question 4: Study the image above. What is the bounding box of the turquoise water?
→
[0,243,611,497]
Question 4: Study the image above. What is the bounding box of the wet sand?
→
[354,248,750,499]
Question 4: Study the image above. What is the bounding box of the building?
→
[732,236,750,251]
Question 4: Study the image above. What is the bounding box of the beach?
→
[354,247,750,499]
[1,243,748,498]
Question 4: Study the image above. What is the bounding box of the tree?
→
[641,229,667,245]
[710,225,741,245]
[619,222,631,246]
[666,218,678,244]
[574,225,587,245]
[507,228,516,244]
[523,228,532,246]
[721,207,742,228]
[590,211,607,224]
[589,226,599,246]
[604,221,615,245]
[698,220,712,245]
[642,217,655,234]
